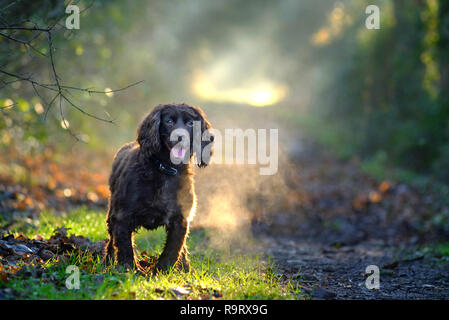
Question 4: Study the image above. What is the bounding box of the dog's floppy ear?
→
[189,105,214,168]
[189,105,211,132]
[137,105,163,156]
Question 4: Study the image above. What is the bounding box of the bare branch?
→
[0,69,59,92]
[0,26,52,32]
[0,31,47,56]
[0,0,143,138]
[61,93,114,124]
[0,102,15,110]
[52,80,145,94]
[44,92,60,121]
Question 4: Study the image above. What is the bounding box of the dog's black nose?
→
[170,129,190,146]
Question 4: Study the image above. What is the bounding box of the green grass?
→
[1,207,303,300]
[432,243,449,257]
[9,208,108,241]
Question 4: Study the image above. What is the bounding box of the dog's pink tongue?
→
[173,146,186,158]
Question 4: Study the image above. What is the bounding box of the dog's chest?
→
[142,175,194,225]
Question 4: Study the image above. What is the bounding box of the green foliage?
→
[0,0,150,154]
[315,0,449,182]
[435,243,449,257]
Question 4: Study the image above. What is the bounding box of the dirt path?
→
[252,138,449,299]
[258,235,449,299]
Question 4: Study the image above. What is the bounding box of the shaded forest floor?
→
[253,138,449,299]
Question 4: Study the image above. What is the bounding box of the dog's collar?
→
[149,155,178,176]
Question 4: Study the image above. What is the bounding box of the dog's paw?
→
[114,261,137,274]
[177,259,192,273]
[153,259,175,274]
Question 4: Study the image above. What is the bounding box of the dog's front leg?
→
[113,224,136,270]
[155,215,189,272]
[177,245,191,272]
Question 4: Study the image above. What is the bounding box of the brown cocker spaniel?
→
[104,103,213,273]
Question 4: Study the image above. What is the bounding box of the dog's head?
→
[137,103,214,167]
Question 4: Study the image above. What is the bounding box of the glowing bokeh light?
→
[192,72,287,107]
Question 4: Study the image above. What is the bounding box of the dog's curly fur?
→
[104,103,213,272]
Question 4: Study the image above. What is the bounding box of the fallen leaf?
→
[170,286,191,297]
[379,180,391,193]
[383,261,398,269]
[369,191,382,203]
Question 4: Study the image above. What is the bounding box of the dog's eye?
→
[165,119,174,126]
[186,119,194,127]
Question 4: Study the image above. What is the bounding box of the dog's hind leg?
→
[104,238,114,263]
[104,215,113,264]
[104,206,117,264]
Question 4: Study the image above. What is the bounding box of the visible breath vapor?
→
[192,144,301,251]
